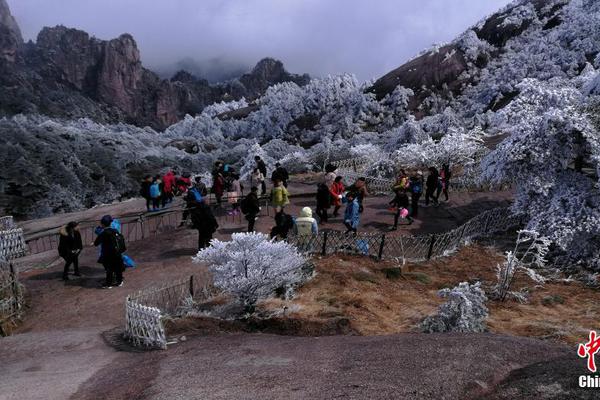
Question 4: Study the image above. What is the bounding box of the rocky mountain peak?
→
[0,0,23,62]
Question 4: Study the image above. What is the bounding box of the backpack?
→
[188,187,203,203]
[107,229,127,255]
[240,197,250,214]
[150,183,160,198]
[412,181,422,194]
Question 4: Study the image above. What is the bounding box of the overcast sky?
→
[8,0,512,81]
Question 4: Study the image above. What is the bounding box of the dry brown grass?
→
[259,245,600,344]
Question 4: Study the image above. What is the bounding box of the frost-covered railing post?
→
[124,277,196,349]
[0,257,23,333]
[0,216,27,260]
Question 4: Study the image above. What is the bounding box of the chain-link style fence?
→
[288,207,522,263]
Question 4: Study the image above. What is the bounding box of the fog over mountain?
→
[8,0,511,82]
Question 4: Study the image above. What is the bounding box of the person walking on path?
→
[352,177,368,213]
[393,170,410,192]
[149,176,162,211]
[58,221,83,281]
[344,192,361,234]
[213,172,225,206]
[241,186,261,232]
[162,169,176,206]
[93,215,126,288]
[389,190,414,230]
[316,182,331,223]
[190,200,219,250]
[440,164,452,202]
[228,173,243,215]
[140,175,152,212]
[425,167,439,206]
[251,168,265,194]
[270,179,290,211]
[409,172,424,217]
[294,207,318,236]
[271,162,290,188]
[255,156,268,195]
[330,176,345,217]
[193,176,208,196]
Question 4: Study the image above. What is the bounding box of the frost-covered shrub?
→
[364,158,396,179]
[238,143,276,180]
[193,232,310,307]
[278,151,313,174]
[421,282,488,333]
[493,230,551,302]
[349,144,383,164]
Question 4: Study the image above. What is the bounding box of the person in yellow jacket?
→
[294,207,319,236]
[270,179,290,210]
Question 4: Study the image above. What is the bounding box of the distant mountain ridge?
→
[0,0,310,129]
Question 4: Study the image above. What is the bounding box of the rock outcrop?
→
[0,0,310,129]
[0,0,22,62]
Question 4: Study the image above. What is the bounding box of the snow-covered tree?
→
[420,282,488,333]
[193,232,310,307]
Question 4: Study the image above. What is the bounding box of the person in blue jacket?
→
[343,192,360,234]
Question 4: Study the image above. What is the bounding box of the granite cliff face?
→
[0,0,309,129]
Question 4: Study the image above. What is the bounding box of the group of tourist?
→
[140,169,193,212]
[57,156,453,288]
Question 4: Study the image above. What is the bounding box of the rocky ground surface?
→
[1,187,595,399]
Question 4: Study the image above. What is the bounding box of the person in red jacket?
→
[329,176,345,217]
[162,170,176,206]
[213,172,225,206]
[176,173,192,195]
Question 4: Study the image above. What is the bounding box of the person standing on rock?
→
[140,175,152,212]
[241,186,261,232]
[93,215,126,288]
[190,200,219,250]
[255,156,268,195]
[425,167,439,207]
[58,221,83,281]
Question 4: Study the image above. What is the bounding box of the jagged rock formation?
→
[0,0,309,129]
[0,0,21,62]
[369,0,570,117]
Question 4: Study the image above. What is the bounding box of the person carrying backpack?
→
[180,184,204,226]
[409,171,424,217]
[316,183,331,223]
[58,221,83,281]
[93,215,126,288]
[149,176,162,211]
[241,186,261,232]
[271,209,294,240]
[190,201,219,250]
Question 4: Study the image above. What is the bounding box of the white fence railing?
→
[0,224,27,260]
